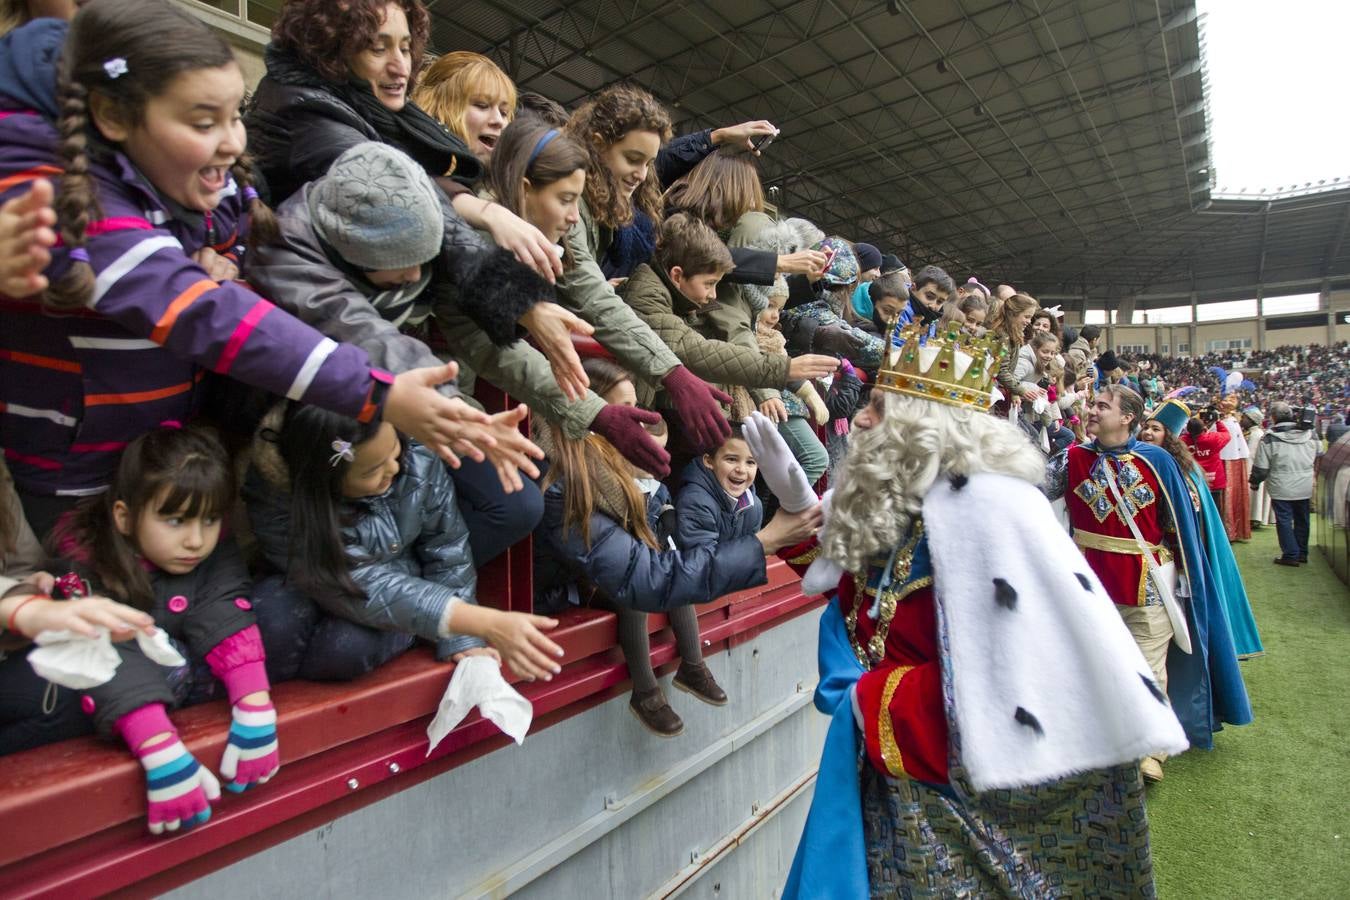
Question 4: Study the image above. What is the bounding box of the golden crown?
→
[873,319,1008,410]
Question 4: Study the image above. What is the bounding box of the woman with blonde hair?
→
[413,50,517,164]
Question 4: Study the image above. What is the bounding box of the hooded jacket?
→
[0,18,63,120]
[245,44,544,347]
[245,410,484,655]
[0,88,390,497]
[675,457,765,549]
[1249,422,1317,500]
[622,262,790,409]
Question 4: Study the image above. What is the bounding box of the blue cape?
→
[1091,439,1253,748]
[1187,467,1263,656]
[782,599,868,900]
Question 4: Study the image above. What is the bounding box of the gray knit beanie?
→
[308,143,444,271]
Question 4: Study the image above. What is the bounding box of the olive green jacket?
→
[622,262,790,408]
[559,201,683,385]
[711,211,782,406]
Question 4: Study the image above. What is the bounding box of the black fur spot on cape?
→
[993,578,1018,610]
[949,473,968,491]
[1140,673,1167,704]
[1075,572,1093,592]
[1014,707,1044,736]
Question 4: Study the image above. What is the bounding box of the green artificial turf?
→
[1146,525,1350,899]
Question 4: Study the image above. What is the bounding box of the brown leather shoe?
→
[629,687,683,737]
[673,662,729,706]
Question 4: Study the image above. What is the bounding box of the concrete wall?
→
[168,613,828,900]
[1103,313,1348,356]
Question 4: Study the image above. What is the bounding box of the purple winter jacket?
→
[0,109,393,497]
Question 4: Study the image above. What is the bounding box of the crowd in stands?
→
[0,0,1312,840]
[1122,343,1350,423]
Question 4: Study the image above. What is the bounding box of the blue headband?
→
[527,129,560,167]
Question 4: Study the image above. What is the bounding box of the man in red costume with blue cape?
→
[1048,385,1252,784]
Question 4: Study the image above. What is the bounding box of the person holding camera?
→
[1249,401,1318,566]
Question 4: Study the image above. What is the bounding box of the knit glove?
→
[117,703,220,835]
[743,412,818,512]
[211,627,281,792]
[661,365,732,451]
[591,404,671,477]
[219,697,280,792]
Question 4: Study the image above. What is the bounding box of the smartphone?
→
[751,131,777,152]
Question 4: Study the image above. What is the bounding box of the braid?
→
[230,154,277,248]
[45,71,99,310]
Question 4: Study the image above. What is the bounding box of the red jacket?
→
[1183,428,1229,489]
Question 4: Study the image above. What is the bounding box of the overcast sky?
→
[1199,0,1350,194]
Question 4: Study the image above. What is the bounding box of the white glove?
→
[742,412,818,513]
[801,489,845,596]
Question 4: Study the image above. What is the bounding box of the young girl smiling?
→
[0,0,491,537]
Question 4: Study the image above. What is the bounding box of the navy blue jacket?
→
[675,458,765,550]
[533,479,766,615]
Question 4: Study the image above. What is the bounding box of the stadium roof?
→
[414,0,1350,310]
[213,1,1345,311]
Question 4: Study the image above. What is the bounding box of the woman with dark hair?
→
[245,0,592,397]
[447,116,671,477]
[1140,400,1264,659]
[556,83,732,452]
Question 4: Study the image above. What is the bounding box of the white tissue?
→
[425,655,533,755]
[27,627,186,690]
[138,627,188,666]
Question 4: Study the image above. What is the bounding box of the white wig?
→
[823,392,1046,573]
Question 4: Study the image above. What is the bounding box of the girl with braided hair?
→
[0,0,500,536]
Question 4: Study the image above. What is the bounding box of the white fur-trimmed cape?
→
[923,472,1189,791]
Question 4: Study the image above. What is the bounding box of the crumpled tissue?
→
[28,627,186,689]
[425,655,532,756]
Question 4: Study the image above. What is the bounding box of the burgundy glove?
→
[661,365,732,451]
[591,405,672,477]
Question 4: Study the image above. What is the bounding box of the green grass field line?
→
[1147,525,1350,899]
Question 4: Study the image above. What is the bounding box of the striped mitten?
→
[219,697,280,792]
[209,626,281,792]
[117,704,220,835]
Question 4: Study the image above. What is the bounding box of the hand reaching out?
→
[758,397,789,423]
[711,120,778,154]
[590,404,671,477]
[478,403,546,494]
[0,178,56,297]
[519,302,593,402]
[384,363,492,466]
[191,246,239,282]
[742,411,818,512]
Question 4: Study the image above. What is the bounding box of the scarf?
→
[263,44,482,185]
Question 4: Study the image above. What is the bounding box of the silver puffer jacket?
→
[245,407,485,656]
